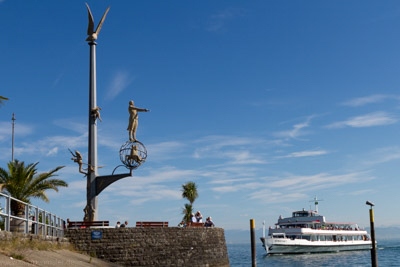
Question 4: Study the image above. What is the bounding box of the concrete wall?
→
[66,227,230,267]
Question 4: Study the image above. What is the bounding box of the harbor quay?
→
[66,227,230,267]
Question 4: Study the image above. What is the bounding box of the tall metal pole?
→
[82,4,132,221]
[11,113,15,162]
[87,41,98,221]
[366,201,378,267]
[250,219,257,267]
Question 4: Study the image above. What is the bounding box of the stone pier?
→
[66,227,230,266]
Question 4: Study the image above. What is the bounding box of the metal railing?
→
[0,192,64,237]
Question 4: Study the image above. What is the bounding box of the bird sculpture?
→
[85,3,110,42]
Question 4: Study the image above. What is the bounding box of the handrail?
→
[0,192,64,237]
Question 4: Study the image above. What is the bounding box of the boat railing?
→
[272,225,365,231]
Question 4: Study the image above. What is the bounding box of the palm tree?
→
[181,181,198,223]
[0,160,67,216]
[182,203,193,223]
[0,96,8,107]
[181,181,198,206]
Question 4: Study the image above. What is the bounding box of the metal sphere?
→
[119,140,147,169]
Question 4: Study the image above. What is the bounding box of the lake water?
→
[227,239,400,266]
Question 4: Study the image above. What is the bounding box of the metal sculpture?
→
[69,149,87,175]
[75,4,149,221]
[85,3,110,42]
[127,100,150,142]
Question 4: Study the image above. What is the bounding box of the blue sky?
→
[1,1,400,231]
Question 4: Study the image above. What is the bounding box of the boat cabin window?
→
[355,235,363,241]
[325,235,333,241]
[293,211,313,217]
[320,235,326,241]
[272,233,285,238]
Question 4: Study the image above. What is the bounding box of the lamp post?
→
[366,200,377,267]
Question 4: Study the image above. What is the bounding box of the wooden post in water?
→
[366,201,378,267]
[250,219,256,267]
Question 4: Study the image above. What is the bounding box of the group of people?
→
[115,221,128,228]
[113,211,216,229]
[178,211,215,227]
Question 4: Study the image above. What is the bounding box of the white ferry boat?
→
[260,199,373,255]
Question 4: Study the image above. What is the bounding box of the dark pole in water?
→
[366,201,377,267]
[250,219,257,267]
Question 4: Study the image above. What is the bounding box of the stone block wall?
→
[66,227,230,267]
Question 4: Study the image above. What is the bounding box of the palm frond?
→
[0,160,68,213]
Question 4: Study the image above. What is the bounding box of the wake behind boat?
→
[260,198,373,255]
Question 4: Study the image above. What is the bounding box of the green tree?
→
[181,181,198,206]
[0,160,67,216]
[0,96,8,107]
[182,203,193,223]
[181,181,198,222]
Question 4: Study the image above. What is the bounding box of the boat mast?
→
[311,196,323,213]
[262,220,266,238]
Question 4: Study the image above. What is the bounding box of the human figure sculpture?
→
[127,100,149,141]
[125,144,142,165]
[69,149,87,175]
[91,106,102,123]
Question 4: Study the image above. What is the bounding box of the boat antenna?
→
[309,196,323,213]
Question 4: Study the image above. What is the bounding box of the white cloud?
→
[105,71,134,100]
[207,8,245,32]
[278,150,329,158]
[147,141,186,161]
[249,190,308,204]
[52,72,64,87]
[212,171,374,204]
[274,116,314,140]
[267,172,372,191]
[342,94,390,107]
[47,147,59,156]
[0,121,34,138]
[98,166,202,204]
[326,111,397,128]
[362,146,400,166]
[70,201,86,208]
[193,135,267,165]
[220,150,266,165]
[349,189,374,196]
[211,182,262,193]
[209,178,254,185]
[129,187,181,205]
[107,167,199,188]
[53,118,86,134]
[11,133,87,160]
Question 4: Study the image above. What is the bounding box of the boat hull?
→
[261,237,372,255]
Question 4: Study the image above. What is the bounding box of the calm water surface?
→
[227,240,400,266]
